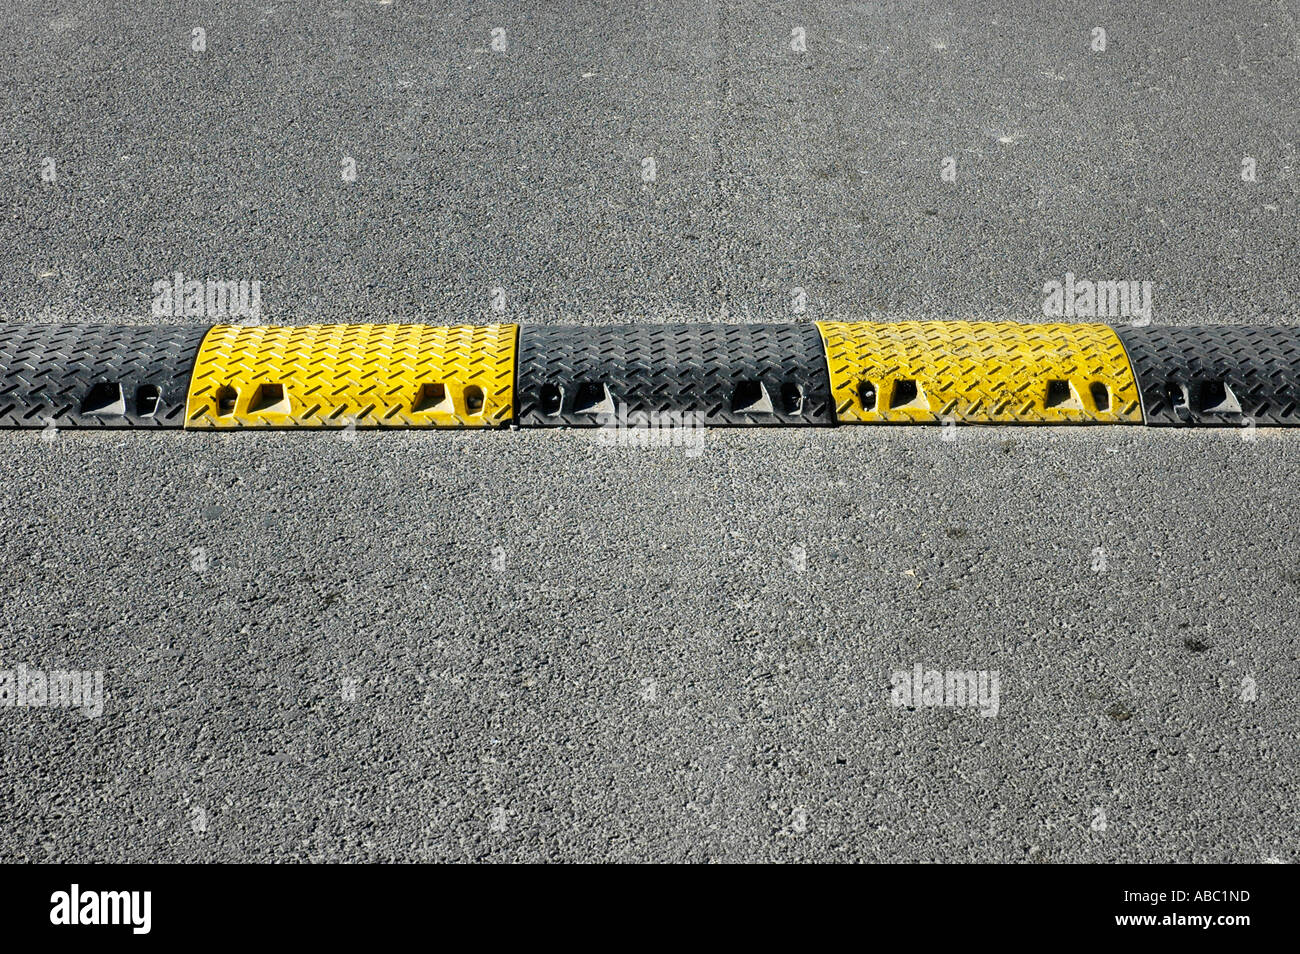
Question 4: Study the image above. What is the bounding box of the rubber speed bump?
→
[816,321,1142,424]
[9,320,1300,432]
[1115,324,1300,426]
[0,323,208,428]
[184,323,517,428]
[516,323,834,426]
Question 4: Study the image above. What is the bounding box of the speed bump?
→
[7,319,1300,431]
[816,321,1142,424]
[1115,324,1300,426]
[0,323,208,428]
[184,323,517,428]
[515,323,834,426]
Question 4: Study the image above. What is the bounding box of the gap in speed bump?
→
[184,323,517,428]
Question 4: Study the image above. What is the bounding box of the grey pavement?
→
[0,1,1297,862]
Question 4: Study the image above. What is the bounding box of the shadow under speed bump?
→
[184,323,517,428]
[515,323,835,427]
[0,323,209,428]
[816,320,1143,425]
[1115,324,1300,426]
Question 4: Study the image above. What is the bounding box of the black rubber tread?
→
[1114,324,1300,426]
[0,323,210,428]
[515,323,835,427]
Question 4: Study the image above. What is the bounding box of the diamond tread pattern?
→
[816,320,1143,424]
[0,323,209,428]
[515,323,835,427]
[1115,324,1300,426]
[184,323,517,428]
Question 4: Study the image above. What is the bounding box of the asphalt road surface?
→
[1,1,1297,862]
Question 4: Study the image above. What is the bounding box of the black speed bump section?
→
[515,323,835,426]
[1115,325,1300,426]
[0,323,209,428]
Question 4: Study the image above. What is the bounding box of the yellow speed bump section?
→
[816,321,1142,424]
[184,323,517,428]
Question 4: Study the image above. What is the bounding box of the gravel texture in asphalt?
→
[1,1,1296,861]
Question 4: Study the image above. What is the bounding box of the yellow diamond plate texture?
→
[185,324,517,428]
[816,321,1142,424]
